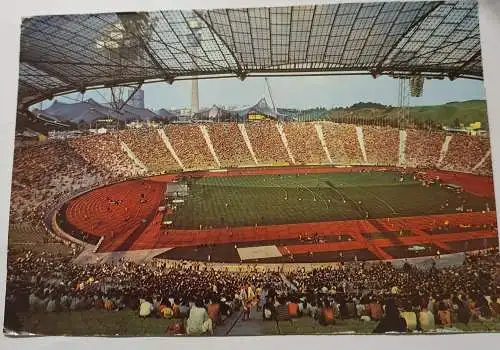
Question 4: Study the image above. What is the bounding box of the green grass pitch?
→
[168,171,489,229]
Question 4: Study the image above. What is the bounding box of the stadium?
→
[5,1,500,336]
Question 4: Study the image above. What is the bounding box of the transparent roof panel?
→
[18,1,482,107]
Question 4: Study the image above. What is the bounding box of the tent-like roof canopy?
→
[236,97,280,119]
[19,1,482,108]
[40,98,164,123]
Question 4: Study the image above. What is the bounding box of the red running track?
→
[61,166,498,260]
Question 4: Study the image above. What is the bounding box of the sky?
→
[52,74,486,111]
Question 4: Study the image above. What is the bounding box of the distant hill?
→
[409,100,487,128]
[325,100,488,129]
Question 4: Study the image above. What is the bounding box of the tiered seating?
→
[164,124,215,169]
[283,122,327,164]
[8,223,48,244]
[7,223,73,256]
[65,180,165,238]
[441,134,490,173]
[363,126,399,165]
[321,122,364,164]
[206,123,254,167]
[10,141,105,224]
[70,133,144,179]
[475,153,493,176]
[405,129,444,168]
[244,121,289,164]
[119,129,180,173]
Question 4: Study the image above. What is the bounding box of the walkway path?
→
[280,273,298,291]
[355,126,368,163]
[437,135,452,167]
[239,123,259,166]
[200,124,221,168]
[276,123,296,165]
[315,122,333,164]
[225,308,263,336]
[120,141,148,172]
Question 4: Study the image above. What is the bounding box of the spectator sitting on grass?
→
[318,300,335,326]
[369,297,383,321]
[171,298,180,318]
[186,298,213,336]
[160,301,174,319]
[207,296,221,325]
[418,303,435,331]
[139,298,153,318]
[456,297,471,325]
[219,297,232,321]
[288,297,300,318]
[262,296,275,321]
[373,298,407,333]
[179,300,189,318]
[310,301,320,320]
[275,296,290,321]
[400,303,417,331]
[437,301,452,327]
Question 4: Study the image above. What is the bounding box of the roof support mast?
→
[265,77,278,120]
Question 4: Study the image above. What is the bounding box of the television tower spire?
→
[191,79,199,116]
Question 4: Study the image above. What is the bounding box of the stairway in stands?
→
[199,124,222,168]
[157,128,185,170]
[437,135,452,167]
[280,273,298,291]
[238,123,259,165]
[314,122,333,164]
[355,126,368,163]
[472,149,491,172]
[276,123,296,164]
[120,141,148,172]
[399,129,407,166]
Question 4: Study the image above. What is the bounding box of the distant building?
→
[127,89,145,109]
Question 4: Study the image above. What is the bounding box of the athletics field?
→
[168,171,491,229]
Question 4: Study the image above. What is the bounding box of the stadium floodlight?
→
[188,19,202,31]
[164,75,175,85]
[95,22,125,50]
[370,68,381,79]
[410,74,424,97]
[239,72,248,81]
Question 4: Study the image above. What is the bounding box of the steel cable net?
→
[18,1,482,108]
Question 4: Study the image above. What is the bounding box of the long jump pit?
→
[55,166,499,265]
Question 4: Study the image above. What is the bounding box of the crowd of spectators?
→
[206,123,255,167]
[245,121,290,165]
[10,141,107,225]
[280,250,500,329]
[4,250,499,334]
[96,123,490,175]
[405,130,445,169]
[4,251,283,335]
[119,129,181,173]
[164,124,216,169]
[362,126,400,165]
[442,134,491,173]
[69,133,145,179]
[283,122,328,165]
[321,122,365,164]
